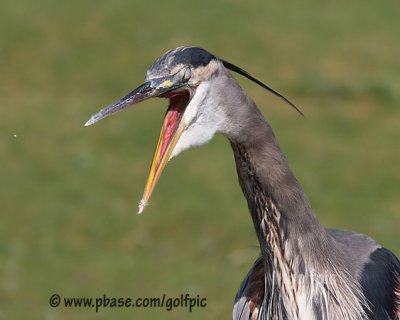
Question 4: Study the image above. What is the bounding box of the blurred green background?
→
[1,0,399,319]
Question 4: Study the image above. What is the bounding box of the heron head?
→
[85,46,300,213]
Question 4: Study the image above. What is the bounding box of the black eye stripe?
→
[148,47,216,78]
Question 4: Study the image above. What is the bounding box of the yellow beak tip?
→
[138,199,148,214]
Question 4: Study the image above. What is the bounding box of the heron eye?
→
[180,67,191,82]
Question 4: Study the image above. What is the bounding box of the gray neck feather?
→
[218,71,326,252]
[218,70,367,319]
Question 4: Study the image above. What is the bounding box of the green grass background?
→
[1,1,399,319]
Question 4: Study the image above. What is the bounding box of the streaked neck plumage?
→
[216,69,367,319]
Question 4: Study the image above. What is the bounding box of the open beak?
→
[85,75,191,214]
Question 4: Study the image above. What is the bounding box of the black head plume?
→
[222,60,303,116]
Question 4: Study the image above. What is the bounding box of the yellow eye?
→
[181,67,191,82]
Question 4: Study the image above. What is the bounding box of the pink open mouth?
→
[159,90,190,160]
[139,89,191,213]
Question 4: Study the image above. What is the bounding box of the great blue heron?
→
[86,46,400,319]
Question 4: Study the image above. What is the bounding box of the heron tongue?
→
[159,98,182,162]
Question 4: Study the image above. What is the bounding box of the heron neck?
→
[228,110,328,262]
[220,72,366,319]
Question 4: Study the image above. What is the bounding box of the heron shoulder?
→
[233,257,264,320]
[328,228,400,319]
